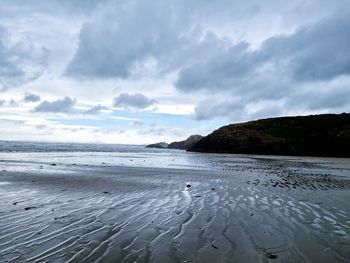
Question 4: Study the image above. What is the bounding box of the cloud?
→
[287,78,350,111]
[0,0,103,16]
[9,99,19,107]
[65,0,347,81]
[64,0,249,79]
[113,93,156,109]
[84,104,107,115]
[63,1,350,123]
[261,11,350,82]
[194,99,244,121]
[23,92,41,102]
[65,0,186,78]
[193,97,288,121]
[176,10,350,92]
[0,25,48,91]
[138,127,167,137]
[173,10,350,121]
[193,76,350,121]
[132,120,144,126]
[34,96,76,113]
[0,99,20,107]
[0,0,349,144]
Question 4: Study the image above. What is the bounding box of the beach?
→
[0,143,349,262]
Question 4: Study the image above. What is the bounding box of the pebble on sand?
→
[265,252,278,259]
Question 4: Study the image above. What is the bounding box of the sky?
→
[0,0,349,144]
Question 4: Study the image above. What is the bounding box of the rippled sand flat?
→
[0,152,349,262]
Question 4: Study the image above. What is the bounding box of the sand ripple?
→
[0,156,350,262]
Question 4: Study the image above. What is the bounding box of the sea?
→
[0,140,211,171]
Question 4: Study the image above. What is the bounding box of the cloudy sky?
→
[0,0,349,144]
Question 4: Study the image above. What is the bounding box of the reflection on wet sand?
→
[0,152,349,262]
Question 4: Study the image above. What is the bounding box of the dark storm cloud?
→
[34,97,76,113]
[23,92,41,103]
[113,93,156,109]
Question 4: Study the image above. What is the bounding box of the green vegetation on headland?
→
[188,113,350,157]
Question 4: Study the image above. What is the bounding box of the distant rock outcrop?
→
[146,135,203,150]
[146,142,169,149]
[188,113,350,157]
[168,135,203,150]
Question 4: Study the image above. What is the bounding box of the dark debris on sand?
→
[24,206,37,211]
[265,252,278,259]
[222,161,350,191]
[211,244,219,249]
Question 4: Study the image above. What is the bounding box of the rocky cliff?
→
[188,113,350,157]
[146,142,169,149]
[168,135,203,150]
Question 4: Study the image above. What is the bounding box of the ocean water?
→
[0,140,154,153]
[0,140,211,171]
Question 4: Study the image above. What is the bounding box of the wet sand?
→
[0,153,350,262]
